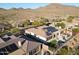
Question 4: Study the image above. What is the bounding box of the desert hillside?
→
[0,3,79,25]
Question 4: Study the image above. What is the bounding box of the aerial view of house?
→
[0,3,79,55]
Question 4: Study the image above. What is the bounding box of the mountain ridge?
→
[0,3,79,25]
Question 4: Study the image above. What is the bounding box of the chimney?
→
[18,41,22,48]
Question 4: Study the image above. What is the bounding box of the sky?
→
[0,3,49,9]
[0,3,79,9]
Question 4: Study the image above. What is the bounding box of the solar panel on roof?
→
[0,49,4,55]
[1,48,6,52]
[10,44,18,50]
[6,46,13,53]
[0,43,18,55]
[2,37,11,42]
[0,48,8,55]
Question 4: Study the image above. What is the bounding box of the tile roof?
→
[26,25,58,40]
[27,40,41,51]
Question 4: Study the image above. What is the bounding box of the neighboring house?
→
[0,34,42,55]
[0,35,25,55]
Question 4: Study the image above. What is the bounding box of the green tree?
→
[55,22,65,28]
[72,28,79,35]
[32,20,45,26]
[72,28,79,32]
[48,40,57,51]
[57,46,69,55]
[67,16,74,23]
[40,17,49,22]
[23,20,30,27]
[56,46,75,55]
[32,20,39,26]
[75,47,79,55]
[10,28,20,34]
[49,40,57,48]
